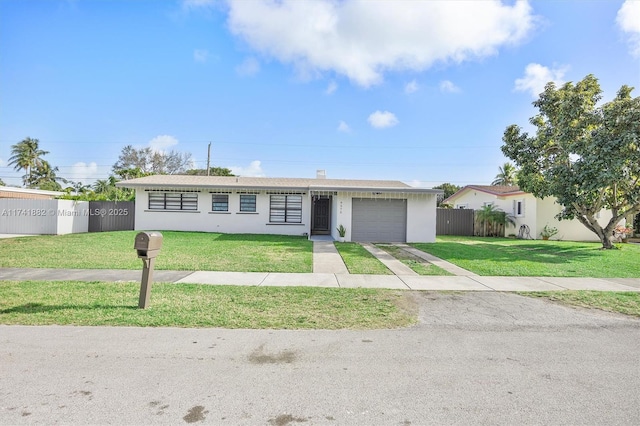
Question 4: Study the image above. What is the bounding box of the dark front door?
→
[311,196,331,235]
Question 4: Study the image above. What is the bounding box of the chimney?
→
[316,169,326,179]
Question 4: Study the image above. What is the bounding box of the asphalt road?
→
[1,292,639,425]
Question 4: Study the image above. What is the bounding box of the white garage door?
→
[351,198,407,242]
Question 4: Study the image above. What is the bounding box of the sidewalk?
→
[1,238,638,292]
[1,267,639,292]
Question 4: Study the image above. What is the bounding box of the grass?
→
[334,242,392,274]
[522,291,640,317]
[0,231,313,272]
[0,280,417,329]
[375,244,453,276]
[412,236,640,277]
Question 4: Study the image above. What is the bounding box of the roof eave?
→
[116,182,442,194]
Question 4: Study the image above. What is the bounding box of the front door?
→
[311,196,331,235]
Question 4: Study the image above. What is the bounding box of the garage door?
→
[351,198,407,242]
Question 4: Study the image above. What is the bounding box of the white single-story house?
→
[116,173,442,243]
[443,185,617,242]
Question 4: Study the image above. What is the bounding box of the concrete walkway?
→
[1,267,639,292]
[395,243,478,276]
[361,243,417,275]
[313,240,348,274]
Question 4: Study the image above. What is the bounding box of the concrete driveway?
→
[1,292,639,425]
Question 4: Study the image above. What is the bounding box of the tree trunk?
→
[575,212,617,249]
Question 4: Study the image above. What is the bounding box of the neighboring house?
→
[0,186,63,200]
[443,185,617,242]
[116,173,442,243]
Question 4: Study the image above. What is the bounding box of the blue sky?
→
[1,0,639,188]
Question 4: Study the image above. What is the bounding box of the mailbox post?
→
[134,231,163,309]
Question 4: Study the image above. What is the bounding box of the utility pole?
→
[206,142,211,176]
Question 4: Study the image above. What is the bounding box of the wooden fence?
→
[87,201,135,232]
[436,208,474,236]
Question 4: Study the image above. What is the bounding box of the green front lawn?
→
[522,291,640,317]
[375,244,453,276]
[0,231,312,272]
[0,281,416,329]
[334,242,393,274]
[412,236,640,277]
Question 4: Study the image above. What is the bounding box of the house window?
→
[270,195,302,223]
[212,194,229,212]
[148,192,198,211]
[514,199,525,217]
[240,194,256,212]
[456,204,468,209]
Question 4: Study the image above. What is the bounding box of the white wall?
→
[134,189,437,242]
[134,189,311,236]
[333,193,352,241]
[407,194,437,242]
[449,189,617,242]
[534,197,616,242]
[0,199,88,234]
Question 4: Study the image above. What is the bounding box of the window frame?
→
[514,199,525,217]
[148,191,198,211]
[269,194,303,223]
[211,194,229,212]
[239,194,257,212]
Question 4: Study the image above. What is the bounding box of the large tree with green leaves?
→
[113,145,193,175]
[433,183,461,206]
[8,137,49,187]
[184,167,235,176]
[502,74,640,249]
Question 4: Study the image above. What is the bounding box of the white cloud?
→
[225,0,536,87]
[337,120,351,133]
[439,80,461,93]
[368,111,398,129]
[514,63,567,98]
[236,56,261,76]
[0,157,5,167]
[404,80,419,94]
[69,162,101,185]
[194,49,209,63]
[617,0,640,56]
[325,80,338,95]
[230,160,265,177]
[148,135,179,153]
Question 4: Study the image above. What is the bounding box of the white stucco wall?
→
[332,193,351,241]
[55,200,89,234]
[133,188,437,242]
[134,189,310,236]
[407,194,437,242]
[449,189,617,242]
[534,197,617,242]
[0,199,88,235]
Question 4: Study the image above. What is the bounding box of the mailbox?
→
[134,231,163,309]
[135,231,163,259]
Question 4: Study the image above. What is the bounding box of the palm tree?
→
[492,162,517,186]
[8,137,49,187]
[31,160,62,190]
[93,179,112,194]
[476,204,515,237]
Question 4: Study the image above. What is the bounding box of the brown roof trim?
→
[443,185,527,203]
